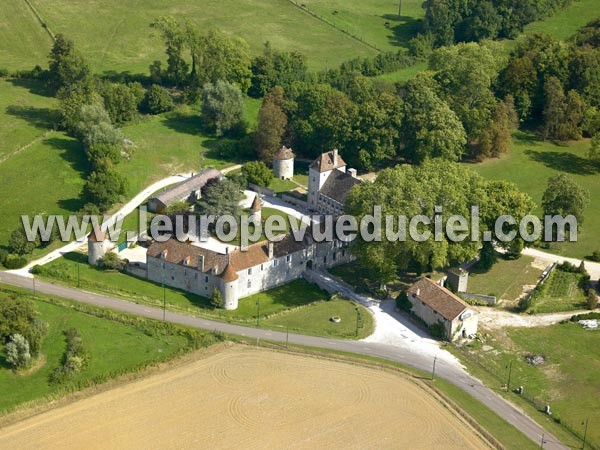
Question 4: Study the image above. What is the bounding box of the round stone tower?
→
[272,146,295,180]
[88,225,107,265]
[219,262,239,310]
[249,195,262,223]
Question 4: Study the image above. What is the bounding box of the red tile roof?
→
[220,263,239,282]
[273,146,295,160]
[88,225,105,242]
[251,195,261,212]
[310,150,346,172]
[407,277,469,321]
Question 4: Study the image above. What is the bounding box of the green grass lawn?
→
[301,0,425,52]
[35,254,372,339]
[0,287,190,413]
[467,132,599,259]
[0,79,57,159]
[0,2,52,72]
[375,61,428,82]
[7,0,379,74]
[532,268,587,313]
[450,322,600,449]
[523,0,600,41]
[468,255,543,303]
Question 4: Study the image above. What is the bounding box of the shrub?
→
[50,328,88,384]
[4,254,28,269]
[142,85,174,114]
[211,288,223,309]
[587,289,599,310]
[9,228,37,255]
[0,68,8,78]
[587,250,600,262]
[98,252,127,271]
[395,291,412,312]
[428,322,447,340]
[242,161,272,187]
[0,248,8,266]
[5,334,31,369]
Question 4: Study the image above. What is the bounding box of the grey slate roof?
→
[152,169,222,206]
[319,169,361,204]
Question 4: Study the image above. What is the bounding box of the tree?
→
[345,160,485,281]
[9,228,36,255]
[83,164,129,211]
[98,252,126,271]
[401,76,466,162]
[198,179,243,217]
[201,81,245,136]
[587,288,599,310]
[142,85,174,114]
[256,86,287,161]
[5,334,31,369]
[542,173,590,226]
[249,43,308,97]
[242,161,272,187]
[474,99,513,160]
[150,16,189,86]
[47,34,90,92]
[59,80,101,132]
[99,82,139,125]
[429,43,499,147]
[543,77,567,140]
[211,288,223,309]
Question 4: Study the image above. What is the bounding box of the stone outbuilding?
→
[147,168,222,213]
[88,225,108,265]
[272,146,295,180]
[407,277,478,341]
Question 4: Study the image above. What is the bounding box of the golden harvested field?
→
[0,347,490,449]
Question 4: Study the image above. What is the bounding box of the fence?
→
[281,193,308,208]
[455,346,599,450]
[461,292,497,306]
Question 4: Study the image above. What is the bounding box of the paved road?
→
[0,271,566,449]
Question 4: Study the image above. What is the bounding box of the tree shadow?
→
[5,105,58,130]
[7,78,54,97]
[381,14,423,47]
[161,111,205,136]
[43,136,88,175]
[524,149,600,175]
[100,70,150,84]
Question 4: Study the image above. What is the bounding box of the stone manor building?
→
[146,233,353,310]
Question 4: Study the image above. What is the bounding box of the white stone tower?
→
[308,149,346,209]
[88,225,107,265]
[219,261,239,310]
[250,195,262,223]
[272,146,295,180]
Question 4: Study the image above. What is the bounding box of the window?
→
[273,259,279,267]
[260,264,264,271]
[184,269,187,276]
[205,276,209,283]
[248,268,252,275]
[247,280,251,289]
[286,255,292,263]
[323,256,327,263]
[205,286,208,291]
[195,273,198,280]
[333,252,336,261]
[171,276,175,281]
[161,262,165,269]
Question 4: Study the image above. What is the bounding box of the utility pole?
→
[256,299,260,328]
[431,355,437,380]
[32,276,36,297]
[507,360,514,392]
[540,433,545,449]
[286,326,289,348]
[162,273,166,321]
[355,308,360,337]
[582,418,589,450]
[77,262,80,288]
[398,0,402,17]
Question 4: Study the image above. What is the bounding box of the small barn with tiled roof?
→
[407,277,478,341]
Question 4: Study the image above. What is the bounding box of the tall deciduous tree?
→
[401,76,466,162]
[47,34,90,93]
[256,86,287,162]
[198,179,243,217]
[542,173,589,226]
[201,81,245,137]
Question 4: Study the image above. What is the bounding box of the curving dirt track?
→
[0,347,490,449]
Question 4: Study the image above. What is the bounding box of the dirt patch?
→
[0,346,490,449]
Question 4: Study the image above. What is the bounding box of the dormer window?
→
[183,256,190,266]
[160,250,168,259]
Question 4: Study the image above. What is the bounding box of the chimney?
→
[332,149,338,165]
[416,288,420,297]
[348,168,357,178]
[268,241,274,259]
[198,255,204,272]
